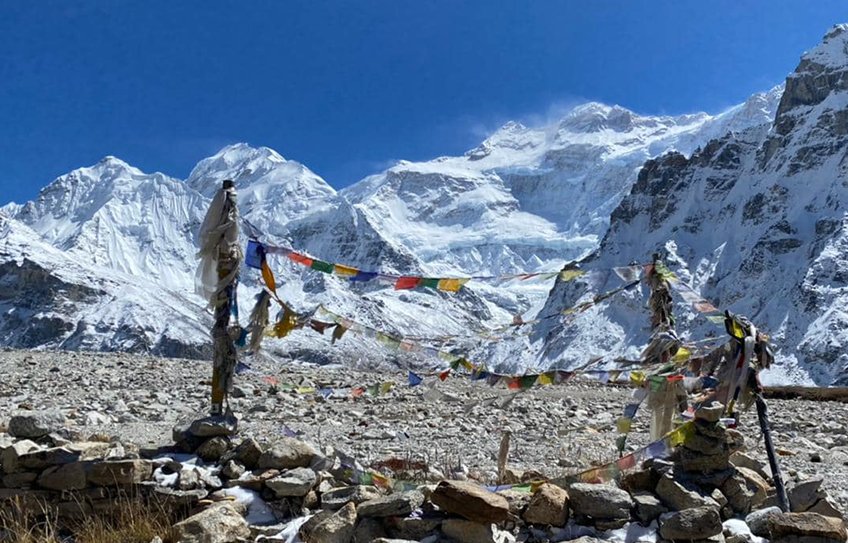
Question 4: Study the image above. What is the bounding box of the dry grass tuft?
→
[0,494,179,543]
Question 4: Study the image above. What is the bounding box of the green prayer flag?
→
[420,277,440,289]
[311,260,334,274]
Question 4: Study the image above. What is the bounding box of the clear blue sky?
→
[2,1,847,204]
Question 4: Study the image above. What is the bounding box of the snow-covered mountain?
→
[10,25,848,385]
[516,24,848,386]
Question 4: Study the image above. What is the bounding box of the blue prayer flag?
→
[408,371,423,387]
[245,240,264,270]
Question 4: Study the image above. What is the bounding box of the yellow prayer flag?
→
[437,278,470,292]
[630,371,646,386]
[616,418,632,433]
[380,382,393,394]
[672,347,691,364]
[295,386,316,394]
[559,269,586,282]
[333,264,359,277]
[538,372,554,386]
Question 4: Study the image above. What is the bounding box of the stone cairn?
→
[2,404,846,543]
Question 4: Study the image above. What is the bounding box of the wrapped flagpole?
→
[196,179,243,416]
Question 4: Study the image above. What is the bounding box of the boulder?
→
[37,462,87,491]
[383,517,441,540]
[787,476,825,513]
[2,471,38,488]
[172,502,250,543]
[694,402,724,423]
[87,459,152,486]
[8,410,65,439]
[358,490,424,518]
[655,474,718,511]
[767,511,847,542]
[807,497,845,520]
[441,519,515,543]
[233,437,264,469]
[745,506,782,538]
[430,480,510,523]
[658,506,722,540]
[632,492,668,524]
[266,467,317,497]
[620,468,655,493]
[720,467,769,514]
[321,485,382,510]
[353,517,388,542]
[196,436,230,462]
[522,483,569,527]
[188,414,238,437]
[1,439,41,474]
[300,501,357,543]
[567,483,633,520]
[729,451,770,480]
[257,438,317,470]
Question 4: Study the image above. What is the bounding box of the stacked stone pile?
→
[1,404,846,543]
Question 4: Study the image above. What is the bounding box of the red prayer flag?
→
[438,370,451,381]
[395,276,422,290]
[288,252,314,267]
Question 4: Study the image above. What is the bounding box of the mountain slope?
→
[523,24,848,386]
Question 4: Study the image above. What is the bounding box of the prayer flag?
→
[288,252,314,267]
[380,382,393,394]
[333,264,359,277]
[408,371,423,386]
[520,375,538,389]
[351,387,365,398]
[538,372,554,386]
[420,278,440,289]
[486,374,501,386]
[318,388,333,399]
[311,259,334,274]
[235,361,252,374]
[367,384,380,396]
[616,418,632,433]
[395,276,422,290]
[560,269,586,282]
[350,271,379,282]
[438,370,451,381]
[245,240,264,269]
[437,278,470,292]
[507,378,521,390]
[261,261,277,294]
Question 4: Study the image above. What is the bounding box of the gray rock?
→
[300,501,357,543]
[441,519,515,543]
[767,511,848,541]
[233,437,263,469]
[196,436,230,462]
[568,482,633,520]
[807,497,845,519]
[37,462,87,491]
[8,409,65,439]
[87,459,153,486]
[321,485,382,510]
[257,437,317,470]
[266,467,317,497]
[656,474,718,511]
[172,502,250,543]
[695,402,724,423]
[633,492,668,523]
[18,446,80,470]
[659,506,722,540]
[787,476,825,512]
[720,467,769,514]
[221,459,245,480]
[353,517,388,543]
[358,490,425,518]
[383,517,441,541]
[188,413,238,438]
[2,471,38,488]
[0,440,42,474]
[745,506,782,537]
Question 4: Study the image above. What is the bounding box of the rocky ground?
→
[0,350,848,543]
[2,347,847,522]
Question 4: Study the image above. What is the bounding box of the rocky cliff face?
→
[524,25,848,386]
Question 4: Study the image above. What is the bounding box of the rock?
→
[729,452,771,480]
[257,438,317,470]
[683,432,728,456]
[633,492,668,524]
[695,402,724,423]
[2,471,38,488]
[37,462,87,490]
[720,467,769,514]
[767,511,848,542]
[430,480,510,523]
[152,487,208,508]
[196,436,230,463]
[676,446,732,473]
[0,439,41,473]
[188,413,238,437]
[300,501,357,543]
[567,483,633,520]
[172,502,250,543]
[354,517,388,542]
[745,506,782,537]
[655,474,718,511]
[225,468,278,491]
[358,490,424,517]
[787,476,825,512]
[8,409,65,439]
[221,459,245,480]
[441,519,515,543]
[659,506,723,540]
[321,485,382,510]
[234,437,264,469]
[383,517,441,541]
[87,459,153,486]
[807,497,845,520]
[498,488,532,517]
[18,447,80,470]
[266,467,317,497]
[84,410,110,425]
[522,483,569,527]
[620,468,655,493]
